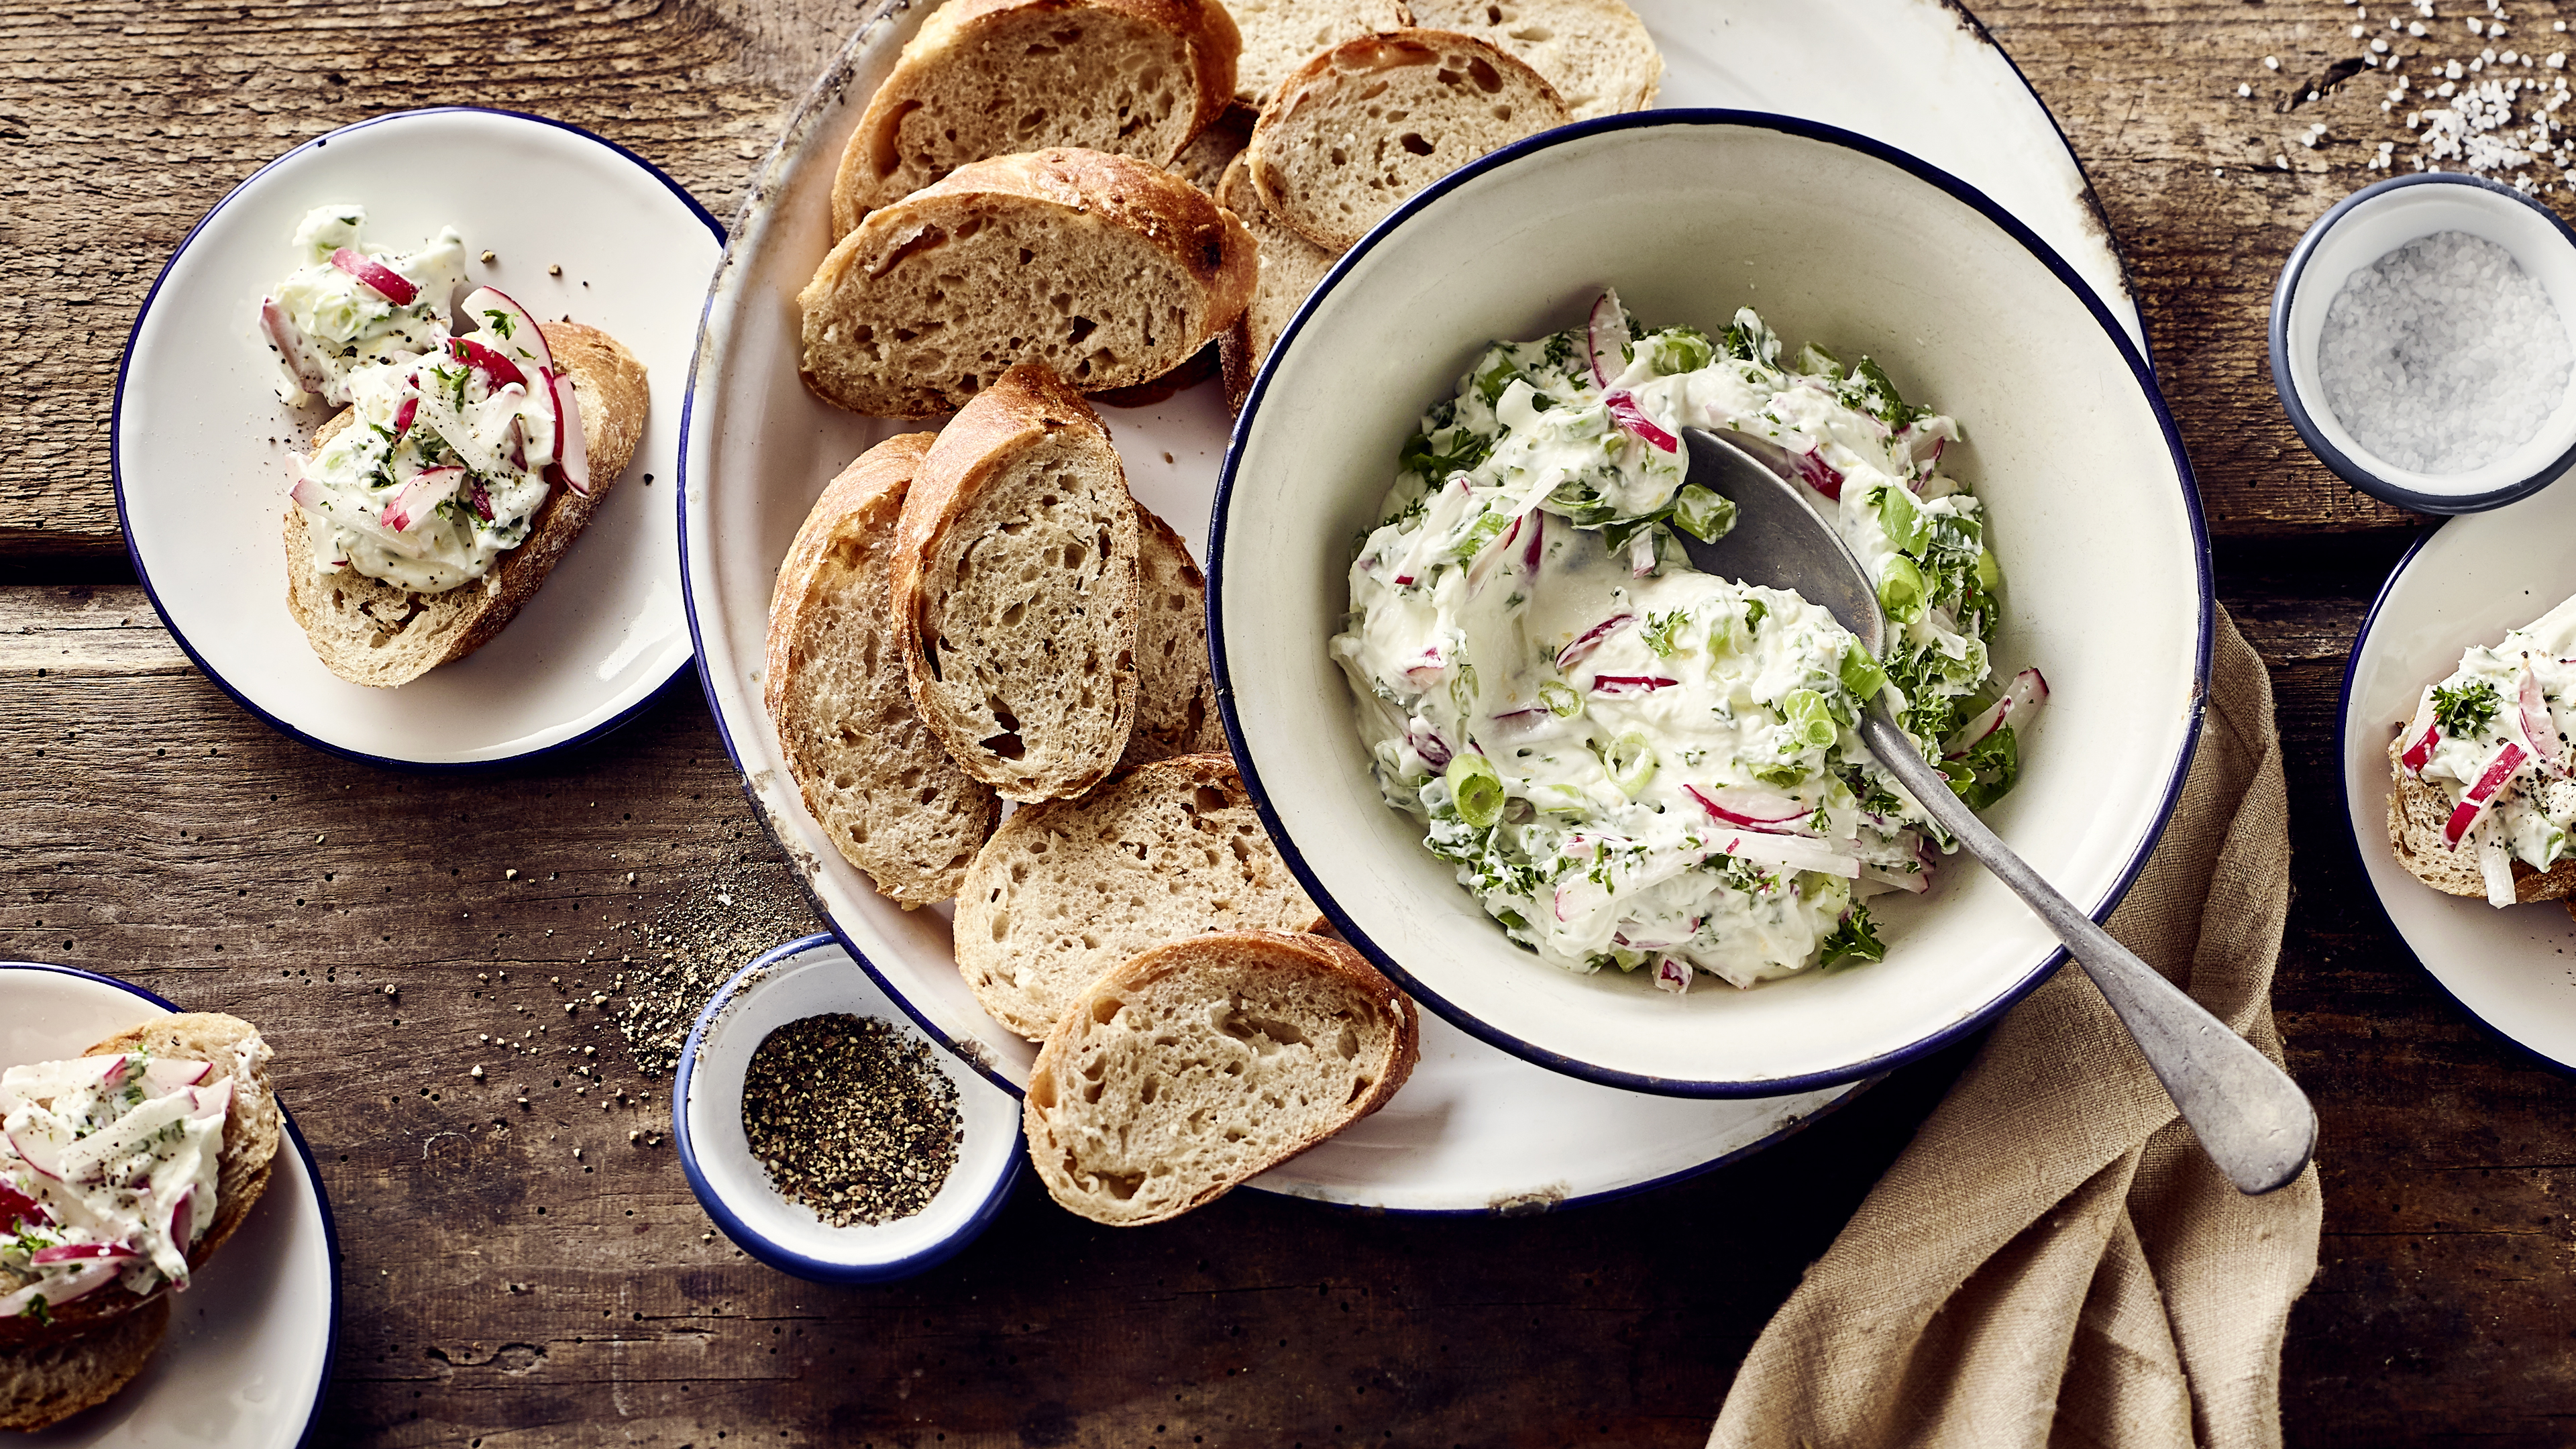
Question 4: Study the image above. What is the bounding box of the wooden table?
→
[3,1,2563,1442]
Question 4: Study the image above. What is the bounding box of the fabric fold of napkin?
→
[1711,606,2321,1449]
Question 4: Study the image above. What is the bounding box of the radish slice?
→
[0,1257,124,1317]
[2519,669,2563,768]
[381,466,466,533]
[168,1185,195,1252]
[1557,614,1634,671]
[329,246,419,305]
[1945,669,2051,757]
[1795,448,1845,501]
[138,1059,211,1097]
[459,286,553,372]
[259,298,332,398]
[1405,717,1452,771]
[0,1183,44,1230]
[1603,391,1678,453]
[4,1121,67,1181]
[1521,508,1544,570]
[548,367,590,496]
[2400,720,2440,774]
[1708,829,1860,878]
[189,1078,232,1123]
[447,335,527,393]
[391,394,418,439]
[1684,785,1815,833]
[1587,289,1632,388]
[1628,528,1659,576]
[1861,864,1931,894]
[29,1242,140,1266]
[2443,741,2528,847]
[1590,675,1678,696]
[1653,957,1692,994]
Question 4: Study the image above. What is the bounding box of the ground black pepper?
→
[741,1013,962,1226]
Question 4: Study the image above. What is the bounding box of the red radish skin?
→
[2401,721,2440,774]
[548,368,590,496]
[0,1183,43,1231]
[329,247,419,306]
[460,286,553,371]
[381,466,466,533]
[1604,392,1678,452]
[448,336,527,393]
[1589,675,1678,696]
[1555,614,1635,671]
[1587,291,1633,388]
[2443,741,2528,847]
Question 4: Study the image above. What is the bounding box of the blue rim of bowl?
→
[2332,525,2576,1080]
[108,105,720,773]
[0,961,342,1448]
[2268,170,2576,517]
[670,934,1024,1283]
[1208,108,2216,1100]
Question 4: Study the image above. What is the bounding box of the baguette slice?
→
[1024,929,1419,1224]
[284,322,649,688]
[800,148,1258,418]
[767,433,1003,906]
[1248,29,1571,252]
[0,1297,168,1432]
[1403,0,1661,121]
[1228,0,1415,105]
[955,752,1322,1037]
[2387,734,2576,902]
[1168,99,1258,193]
[828,0,1244,235]
[1214,153,1342,412]
[0,1014,279,1349]
[1120,504,1226,767]
[892,362,1144,800]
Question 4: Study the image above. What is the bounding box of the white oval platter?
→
[680,0,2139,1210]
[116,107,719,768]
[1,963,339,1448]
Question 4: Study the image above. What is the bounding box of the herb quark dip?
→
[1331,291,2043,992]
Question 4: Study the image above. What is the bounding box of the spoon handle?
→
[1858,712,2317,1195]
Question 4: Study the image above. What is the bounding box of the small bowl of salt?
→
[673,933,1025,1283]
[2272,171,2576,513]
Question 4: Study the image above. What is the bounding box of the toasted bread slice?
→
[1228,0,1414,105]
[283,322,649,688]
[891,363,1144,800]
[2387,733,2576,902]
[1248,29,1570,252]
[955,753,1322,1038]
[828,0,1244,235]
[800,148,1258,418]
[768,433,1003,906]
[0,1296,168,1432]
[1214,153,1342,412]
[1404,0,1660,120]
[1120,505,1226,767]
[1168,99,1258,192]
[0,1014,278,1349]
[1024,929,1419,1224]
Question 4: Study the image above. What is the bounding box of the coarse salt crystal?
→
[2316,230,2574,477]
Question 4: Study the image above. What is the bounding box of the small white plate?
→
[678,0,2139,1206]
[674,936,1022,1281]
[115,107,719,767]
[2342,486,2576,1071]
[0,963,339,1448]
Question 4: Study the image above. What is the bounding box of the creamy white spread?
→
[0,1044,252,1321]
[1331,294,2031,990]
[259,205,590,594]
[2396,592,2576,904]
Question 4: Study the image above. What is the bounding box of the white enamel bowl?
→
[115,107,718,767]
[0,963,338,1447]
[2271,171,2576,515]
[2341,485,2576,1071]
[674,936,1023,1281]
[1211,113,2210,1096]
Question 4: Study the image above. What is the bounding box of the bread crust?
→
[2386,733,2576,902]
[282,321,650,688]
[1213,152,1342,413]
[0,1014,278,1350]
[890,362,1144,800]
[801,148,1258,419]
[1403,0,1661,120]
[0,1296,168,1432]
[831,0,1244,235]
[1119,504,1227,766]
[1024,929,1419,1224]
[1248,28,1569,251]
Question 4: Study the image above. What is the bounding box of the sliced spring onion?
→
[1446,753,1505,829]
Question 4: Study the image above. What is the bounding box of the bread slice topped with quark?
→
[828,0,1244,237]
[890,361,1144,801]
[1247,28,1570,252]
[767,432,1004,908]
[1024,929,1419,1225]
[799,148,1257,418]
[2387,590,2576,909]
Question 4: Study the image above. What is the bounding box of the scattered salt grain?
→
[2317,230,2573,475]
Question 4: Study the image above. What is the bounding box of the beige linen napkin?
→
[1711,606,2321,1449]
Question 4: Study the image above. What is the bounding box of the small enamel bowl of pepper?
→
[674,934,1024,1283]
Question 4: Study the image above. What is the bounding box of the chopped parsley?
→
[2432,680,2504,737]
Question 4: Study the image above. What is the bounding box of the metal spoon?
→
[1676,429,2316,1196]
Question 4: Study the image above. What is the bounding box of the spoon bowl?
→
[1677,430,2318,1196]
